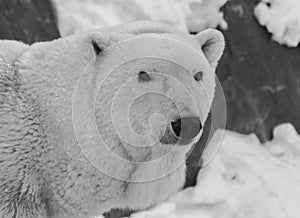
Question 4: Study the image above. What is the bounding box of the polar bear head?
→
[87,21,224,162]
[13,21,224,215]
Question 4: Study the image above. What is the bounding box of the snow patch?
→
[125,123,300,218]
[184,0,229,32]
[52,0,229,36]
[254,0,300,47]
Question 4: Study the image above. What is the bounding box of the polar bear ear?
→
[194,29,225,68]
[83,32,109,57]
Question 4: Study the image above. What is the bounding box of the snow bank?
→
[254,0,300,47]
[125,123,300,218]
[52,0,228,36]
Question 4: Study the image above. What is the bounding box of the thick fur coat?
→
[0,21,224,218]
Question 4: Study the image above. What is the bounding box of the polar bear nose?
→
[171,117,202,141]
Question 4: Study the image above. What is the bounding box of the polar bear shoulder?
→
[0,40,47,218]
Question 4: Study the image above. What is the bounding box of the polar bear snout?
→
[171,117,202,142]
[160,117,202,145]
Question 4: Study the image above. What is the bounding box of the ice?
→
[254,0,300,47]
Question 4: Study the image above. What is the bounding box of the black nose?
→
[171,117,202,141]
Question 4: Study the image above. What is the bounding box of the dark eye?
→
[138,71,151,82]
[91,40,102,55]
[194,71,203,82]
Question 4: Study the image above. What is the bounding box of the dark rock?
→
[0,0,60,44]
[219,0,300,141]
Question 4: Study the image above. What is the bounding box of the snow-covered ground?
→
[114,123,300,218]
[255,0,300,47]
[52,0,228,36]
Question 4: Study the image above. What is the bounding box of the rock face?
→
[219,0,300,142]
[186,0,300,188]
[0,0,60,44]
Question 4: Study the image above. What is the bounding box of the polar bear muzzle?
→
[160,116,202,145]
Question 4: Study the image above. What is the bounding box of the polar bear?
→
[0,21,224,218]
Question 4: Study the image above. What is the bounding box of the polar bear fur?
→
[0,21,224,218]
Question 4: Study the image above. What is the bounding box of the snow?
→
[254,0,300,47]
[119,123,300,218]
[52,0,229,36]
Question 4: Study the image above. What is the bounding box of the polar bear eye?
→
[194,71,203,82]
[91,40,103,55]
[138,71,151,82]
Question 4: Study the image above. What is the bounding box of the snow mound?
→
[254,0,300,47]
[52,0,228,36]
[126,123,300,218]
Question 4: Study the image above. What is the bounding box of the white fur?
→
[0,21,224,218]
